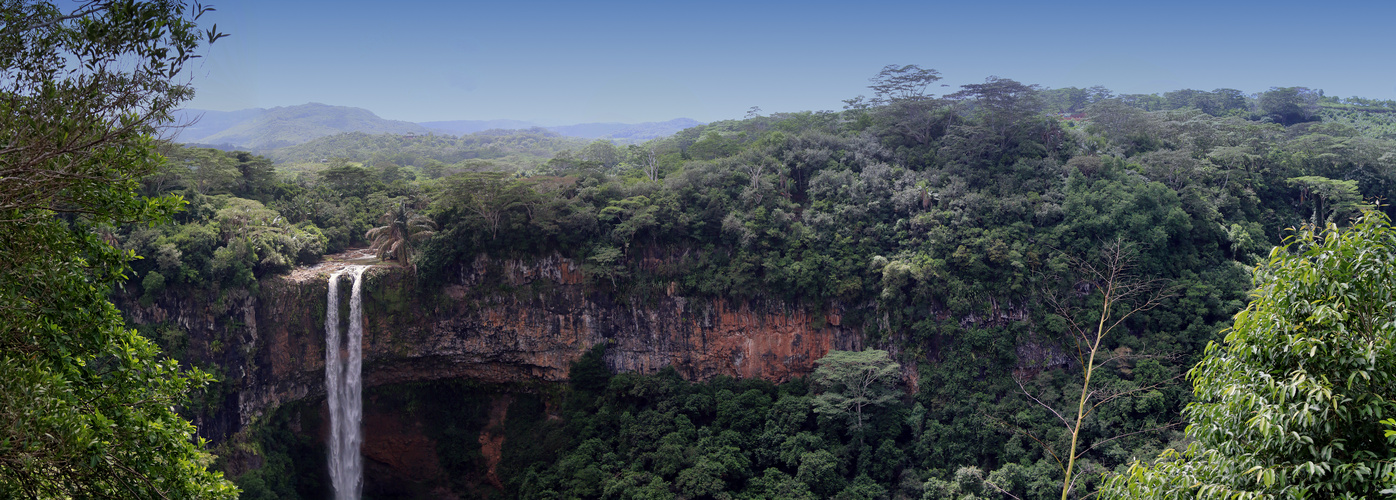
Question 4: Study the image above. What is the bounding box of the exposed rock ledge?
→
[123,252,861,443]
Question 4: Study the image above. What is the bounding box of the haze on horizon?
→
[185,0,1396,125]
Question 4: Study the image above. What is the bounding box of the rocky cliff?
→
[123,253,861,443]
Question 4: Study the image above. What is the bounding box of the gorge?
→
[11,3,1396,496]
[121,252,863,492]
[100,79,1396,499]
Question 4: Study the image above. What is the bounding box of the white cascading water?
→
[325,265,368,500]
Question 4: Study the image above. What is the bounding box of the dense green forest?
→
[96,64,1396,498]
[6,2,1394,499]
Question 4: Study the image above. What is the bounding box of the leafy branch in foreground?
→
[0,1,236,497]
[1102,212,1396,498]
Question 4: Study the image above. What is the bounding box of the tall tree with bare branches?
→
[1026,240,1176,499]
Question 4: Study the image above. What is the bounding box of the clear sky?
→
[182,0,1396,125]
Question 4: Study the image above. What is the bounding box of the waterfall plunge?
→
[326,265,368,500]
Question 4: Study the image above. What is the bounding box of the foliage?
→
[121,193,327,292]
[1259,87,1322,126]
[0,0,235,497]
[1286,175,1365,224]
[438,171,534,240]
[513,351,916,499]
[1102,212,1396,498]
[265,128,587,170]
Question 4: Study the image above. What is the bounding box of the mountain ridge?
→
[172,103,429,149]
[171,104,702,148]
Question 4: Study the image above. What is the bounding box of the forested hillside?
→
[264,128,588,169]
[115,68,1396,499]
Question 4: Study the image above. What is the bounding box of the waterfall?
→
[325,265,368,500]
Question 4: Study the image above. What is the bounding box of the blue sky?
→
[183,0,1396,125]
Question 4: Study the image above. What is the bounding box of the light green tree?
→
[0,1,235,497]
[1101,212,1396,498]
[170,146,240,195]
[811,349,902,435]
[1286,175,1366,224]
[581,139,621,170]
[214,197,328,273]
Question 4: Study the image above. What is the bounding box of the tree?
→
[442,171,531,240]
[232,151,277,199]
[0,1,235,498]
[627,143,661,182]
[1209,88,1249,115]
[366,200,436,269]
[948,76,1044,148]
[581,139,620,170]
[868,64,941,104]
[1287,175,1365,224]
[1033,240,1173,500]
[1102,212,1396,498]
[811,349,902,436]
[1259,86,1320,126]
[214,197,327,274]
[867,64,947,145]
[1086,98,1153,148]
[319,163,379,196]
[169,146,238,194]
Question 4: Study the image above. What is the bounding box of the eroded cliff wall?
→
[123,253,861,443]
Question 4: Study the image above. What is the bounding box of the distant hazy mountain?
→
[413,118,698,140]
[168,103,702,149]
[547,118,704,141]
[421,117,702,141]
[420,119,542,135]
[172,103,429,149]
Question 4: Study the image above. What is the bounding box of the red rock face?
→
[122,253,861,443]
[361,408,443,483]
[476,395,512,489]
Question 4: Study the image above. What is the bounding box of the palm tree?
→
[366,201,436,269]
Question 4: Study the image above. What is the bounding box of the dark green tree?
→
[319,163,379,196]
[1259,86,1321,126]
[441,171,532,240]
[867,64,947,145]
